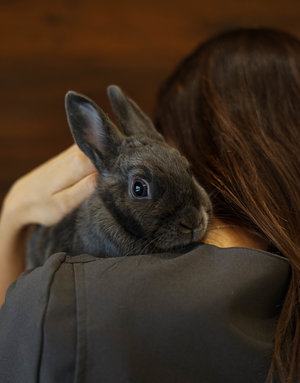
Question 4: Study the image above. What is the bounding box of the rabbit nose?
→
[179,221,194,234]
[179,207,207,241]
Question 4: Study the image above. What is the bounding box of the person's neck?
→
[203,219,270,251]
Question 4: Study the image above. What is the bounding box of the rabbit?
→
[26,85,212,268]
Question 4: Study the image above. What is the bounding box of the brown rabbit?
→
[27,86,212,268]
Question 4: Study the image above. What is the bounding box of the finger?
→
[51,172,98,220]
[49,148,96,193]
[29,145,97,194]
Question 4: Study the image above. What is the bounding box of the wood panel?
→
[0,0,300,204]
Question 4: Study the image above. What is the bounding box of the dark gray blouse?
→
[0,244,290,382]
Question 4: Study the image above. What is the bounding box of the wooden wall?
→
[1,0,300,204]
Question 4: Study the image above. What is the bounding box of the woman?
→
[0,28,299,382]
[154,28,300,382]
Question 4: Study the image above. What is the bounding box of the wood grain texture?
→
[0,0,300,204]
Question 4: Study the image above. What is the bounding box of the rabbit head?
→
[65,86,212,254]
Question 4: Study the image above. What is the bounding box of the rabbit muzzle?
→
[178,206,209,242]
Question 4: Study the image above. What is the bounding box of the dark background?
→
[1,0,300,204]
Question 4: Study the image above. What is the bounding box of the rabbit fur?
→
[27,86,212,268]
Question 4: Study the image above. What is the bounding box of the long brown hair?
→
[154,28,300,382]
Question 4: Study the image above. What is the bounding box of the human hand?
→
[0,145,97,305]
[2,144,97,229]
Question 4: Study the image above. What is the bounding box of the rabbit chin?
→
[152,227,207,252]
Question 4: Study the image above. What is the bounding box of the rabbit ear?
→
[65,91,124,170]
[107,85,165,142]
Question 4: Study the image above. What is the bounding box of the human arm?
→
[0,145,97,306]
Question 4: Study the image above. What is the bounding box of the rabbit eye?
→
[131,178,150,199]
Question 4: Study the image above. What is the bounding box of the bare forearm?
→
[0,217,29,306]
[0,183,31,306]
